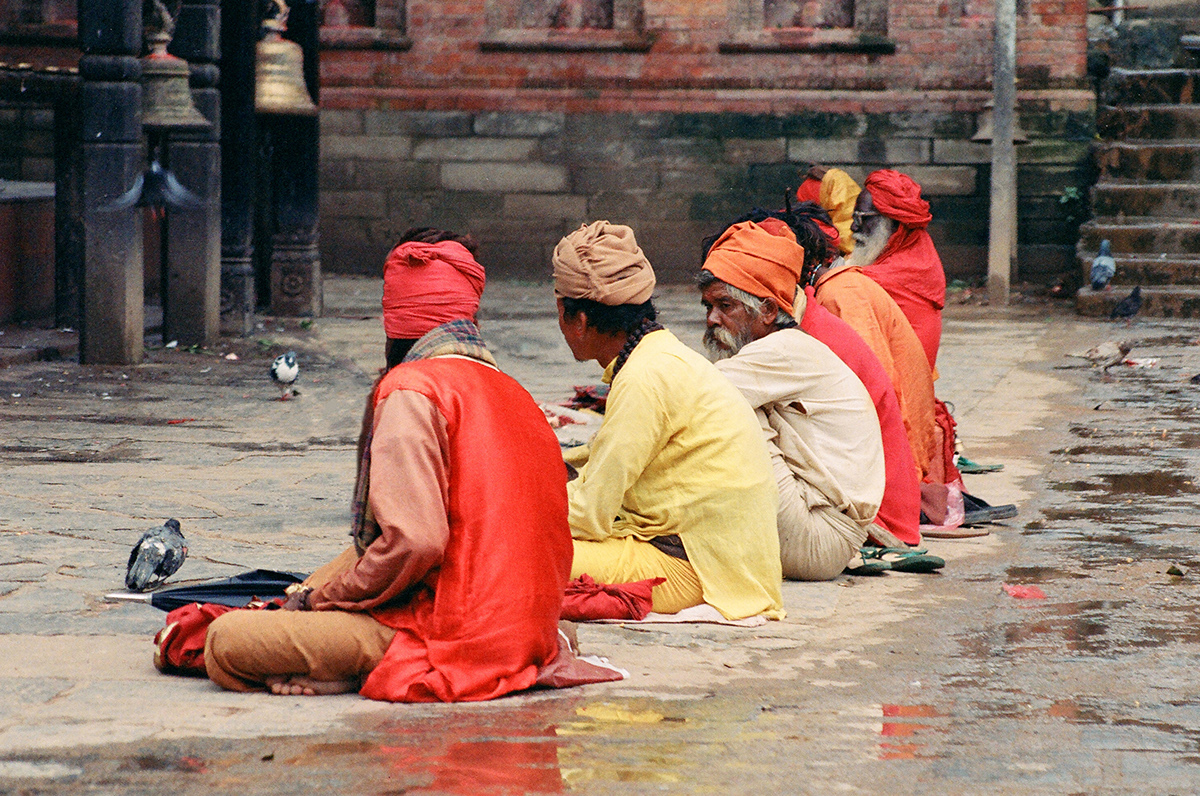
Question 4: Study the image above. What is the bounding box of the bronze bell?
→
[141,21,211,131]
[255,0,318,117]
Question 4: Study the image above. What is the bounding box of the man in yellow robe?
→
[553,221,784,621]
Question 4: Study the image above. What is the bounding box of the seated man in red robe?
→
[851,169,946,372]
[202,228,576,702]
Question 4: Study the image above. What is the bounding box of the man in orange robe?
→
[851,169,946,371]
[811,259,940,485]
[203,229,578,702]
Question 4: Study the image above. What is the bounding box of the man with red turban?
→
[848,169,946,371]
[201,228,600,701]
[698,220,886,580]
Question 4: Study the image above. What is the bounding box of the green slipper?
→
[844,558,890,576]
[861,546,946,574]
[956,454,1004,474]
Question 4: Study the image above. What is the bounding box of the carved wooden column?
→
[78,0,144,364]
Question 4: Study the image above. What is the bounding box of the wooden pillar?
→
[165,0,222,346]
[218,0,258,335]
[78,0,144,364]
[269,0,322,318]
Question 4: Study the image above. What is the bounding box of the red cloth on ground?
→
[561,574,665,621]
[382,241,486,339]
[799,288,921,546]
[861,171,945,370]
[360,357,573,703]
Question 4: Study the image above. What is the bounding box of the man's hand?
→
[282,587,312,611]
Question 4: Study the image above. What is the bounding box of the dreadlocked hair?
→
[394,226,479,255]
[560,297,662,379]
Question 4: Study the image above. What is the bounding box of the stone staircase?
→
[1076,30,1200,318]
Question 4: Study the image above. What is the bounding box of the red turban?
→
[864,170,932,229]
[382,240,486,339]
[794,177,822,205]
[703,221,805,316]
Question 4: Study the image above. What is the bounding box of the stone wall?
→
[316,0,1094,283]
[318,103,1095,283]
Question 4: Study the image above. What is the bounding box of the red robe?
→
[352,357,572,702]
[862,226,946,371]
[799,289,921,546]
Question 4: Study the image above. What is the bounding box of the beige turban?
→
[552,221,656,306]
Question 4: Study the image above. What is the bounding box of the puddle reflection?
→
[879,704,943,760]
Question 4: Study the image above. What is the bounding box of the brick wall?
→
[317,0,1094,283]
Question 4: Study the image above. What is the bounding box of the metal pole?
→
[987,0,1017,306]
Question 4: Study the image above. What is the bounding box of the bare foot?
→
[265,675,358,696]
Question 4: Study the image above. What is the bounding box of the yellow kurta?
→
[567,329,784,620]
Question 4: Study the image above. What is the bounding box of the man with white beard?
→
[699,220,886,581]
[849,170,947,372]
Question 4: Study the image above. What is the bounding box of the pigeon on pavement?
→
[1111,286,1142,324]
[1090,239,1116,291]
[125,518,187,592]
[270,351,299,400]
[1084,340,1132,371]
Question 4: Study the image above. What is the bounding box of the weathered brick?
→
[320,190,387,218]
[319,158,357,190]
[723,138,787,164]
[573,165,660,194]
[355,160,440,192]
[19,157,55,182]
[441,162,568,193]
[932,139,993,164]
[788,138,860,163]
[319,109,365,136]
[900,166,976,195]
[321,135,413,160]
[503,193,588,219]
[364,110,473,137]
[413,138,537,162]
[1015,140,1091,165]
[474,112,565,137]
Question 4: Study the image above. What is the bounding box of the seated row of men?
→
[194,168,964,701]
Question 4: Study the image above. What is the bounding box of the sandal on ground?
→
[961,492,1018,526]
[956,454,1004,474]
[861,546,946,574]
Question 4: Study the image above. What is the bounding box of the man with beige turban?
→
[699,220,885,580]
[553,220,785,621]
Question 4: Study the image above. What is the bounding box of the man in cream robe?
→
[700,221,885,580]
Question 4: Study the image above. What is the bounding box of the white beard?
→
[703,325,755,361]
[846,221,894,267]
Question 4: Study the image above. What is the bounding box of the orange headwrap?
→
[702,221,805,316]
[382,240,486,339]
[864,169,932,229]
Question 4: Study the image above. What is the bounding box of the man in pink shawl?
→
[849,170,946,371]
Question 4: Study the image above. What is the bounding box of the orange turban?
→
[702,221,805,316]
[553,221,656,306]
[864,169,932,229]
[382,240,485,339]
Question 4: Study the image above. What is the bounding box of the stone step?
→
[1098,104,1200,140]
[1076,251,1200,286]
[1090,181,1200,218]
[1079,218,1200,257]
[1102,67,1199,106]
[1075,284,1200,318]
[1095,141,1200,181]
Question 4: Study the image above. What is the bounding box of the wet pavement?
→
[1,278,1199,794]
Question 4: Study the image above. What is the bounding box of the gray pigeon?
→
[1090,239,1116,291]
[125,518,187,591]
[269,351,299,400]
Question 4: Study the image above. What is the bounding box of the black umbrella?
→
[106,569,309,612]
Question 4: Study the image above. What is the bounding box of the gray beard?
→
[703,325,756,361]
[846,223,893,267]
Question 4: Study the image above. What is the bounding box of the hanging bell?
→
[971,100,1029,144]
[255,0,318,117]
[141,30,212,131]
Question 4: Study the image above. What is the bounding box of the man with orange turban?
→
[698,220,885,580]
[554,220,784,621]
[849,169,946,371]
[200,228,595,701]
